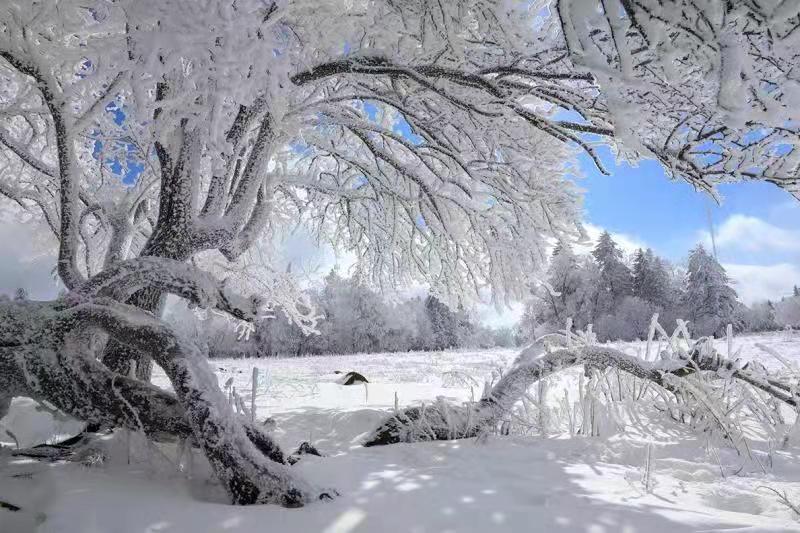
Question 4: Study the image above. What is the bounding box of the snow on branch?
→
[74,256,263,322]
[365,339,798,446]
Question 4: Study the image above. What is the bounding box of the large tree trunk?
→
[364,343,796,446]
[0,343,285,463]
[102,233,196,380]
[101,286,165,380]
[0,299,315,506]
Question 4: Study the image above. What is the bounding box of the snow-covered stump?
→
[365,343,797,446]
[0,299,316,506]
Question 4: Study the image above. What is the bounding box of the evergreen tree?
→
[13,287,28,301]
[632,248,649,299]
[777,294,800,327]
[570,256,603,330]
[632,248,673,308]
[424,295,459,350]
[592,232,633,313]
[650,257,673,304]
[516,299,538,345]
[533,243,579,329]
[683,245,739,336]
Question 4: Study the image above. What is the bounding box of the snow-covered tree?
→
[632,248,671,307]
[683,245,739,336]
[631,249,649,300]
[532,243,579,330]
[595,295,659,342]
[592,232,632,314]
[739,300,780,332]
[776,294,800,328]
[2,0,799,508]
[0,0,590,375]
[530,241,603,334]
[381,298,425,352]
[0,0,591,506]
[556,1,800,199]
[516,299,538,345]
[316,271,389,354]
[424,295,459,350]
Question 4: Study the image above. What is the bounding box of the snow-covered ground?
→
[3,332,800,532]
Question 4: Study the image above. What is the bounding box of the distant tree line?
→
[173,270,519,358]
[0,288,29,302]
[167,235,800,357]
[7,238,800,358]
[518,232,800,343]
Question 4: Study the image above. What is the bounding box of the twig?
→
[758,486,800,519]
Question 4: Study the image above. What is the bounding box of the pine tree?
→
[454,303,475,347]
[592,232,633,313]
[13,287,28,301]
[777,293,800,327]
[794,285,800,297]
[632,248,649,299]
[683,245,739,336]
[424,295,459,350]
[534,243,579,327]
[516,299,538,344]
[632,248,673,309]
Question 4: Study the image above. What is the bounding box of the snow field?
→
[2,332,800,532]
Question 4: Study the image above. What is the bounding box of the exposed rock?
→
[287,441,323,465]
[336,371,369,385]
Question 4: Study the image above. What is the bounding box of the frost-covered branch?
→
[0,298,314,506]
[555,0,800,198]
[75,256,264,323]
[365,341,797,446]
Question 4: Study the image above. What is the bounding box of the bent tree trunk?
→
[102,286,165,380]
[0,298,312,506]
[364,343,797,446]
[0,345,284,464]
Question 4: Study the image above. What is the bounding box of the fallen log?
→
[364,343,796,446]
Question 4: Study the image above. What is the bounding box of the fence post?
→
[566,317,573,348]
[726,324,733,359]
[250,367,259,423]
[646,313,659,361]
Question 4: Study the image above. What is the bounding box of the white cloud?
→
[706,214,800,254]
[694,213,800,303]
[580,223,647,256]
[577,219,800,306]
[723,263,800,304]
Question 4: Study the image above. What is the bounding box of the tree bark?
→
[101,287,165,380]
[0,299,313,506]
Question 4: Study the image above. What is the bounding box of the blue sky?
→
[575,146,800,305]
[478,150,800,327]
